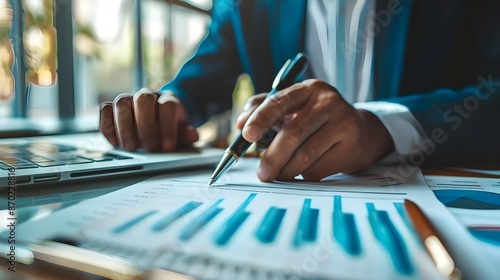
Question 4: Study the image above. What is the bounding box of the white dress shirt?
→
[305,0,425,157]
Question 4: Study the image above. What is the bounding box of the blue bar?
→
[366,202,376,213]
[334,195,342,213]
[333,196,361,255]
[178,199,223,241]
[113,210,158,234]
[255,207,286,243]
[151,201,203,232]
[214,193,257,246]
[215,211,250,245]
[235,193,257,212]
[342,214,360,254]
[394,202,421,247]
[394,202,413,231]
[303,209,319,242]
[294,199,319,247]
[367,203,413,275]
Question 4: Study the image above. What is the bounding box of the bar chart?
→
[102,193,410,254]
[71,184,435,280]
[15,160,500,279]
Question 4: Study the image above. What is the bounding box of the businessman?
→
[100,0,500,181]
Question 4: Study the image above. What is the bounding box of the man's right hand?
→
[99,89,199,152]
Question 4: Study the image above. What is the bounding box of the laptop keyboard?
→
[0,142,132,170]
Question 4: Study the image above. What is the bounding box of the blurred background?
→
[0,0,223,136]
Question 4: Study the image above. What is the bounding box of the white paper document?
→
[425,175,500,260]
[9,159,499,279]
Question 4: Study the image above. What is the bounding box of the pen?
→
[403,199,462,280]
[208,53,309,186]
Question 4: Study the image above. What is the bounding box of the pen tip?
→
[208,179,214,186]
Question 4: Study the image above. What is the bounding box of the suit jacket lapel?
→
[269,0,307,74]
[373,0,412,99]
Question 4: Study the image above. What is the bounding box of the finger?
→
[113,94,139,151]
[243,83,312,142]
[133,89,160,152]
[277,124,342,180]
[256,105,330,182]
[158,94,180,152]
[99,102,119,147]
[235,93,268,130]
[244,93,268,111]
[301,141,359,181]
[178,125,199,144]
[235,109,254,130]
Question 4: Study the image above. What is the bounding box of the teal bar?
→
[394,202,413,231]
[179,199,224,241]
[294,199,319,247]
[367,203,413,275]
[235,193,257,212]
[255,207,286,243]
[333,196,361,255]
[304,209,319,242]
[214,193,257,246]
[334,195,342,212]
[393,202,422,247]
[151,201,203,231]
[342,214,361,255]
[113,210,158,234]
[366,202,376,213]
[215,211,250,245]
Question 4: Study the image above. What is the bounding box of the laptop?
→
[0,132,223,189]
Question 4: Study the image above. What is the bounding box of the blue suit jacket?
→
[161,0,500,166]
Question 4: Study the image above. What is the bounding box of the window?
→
[0,0,212,135]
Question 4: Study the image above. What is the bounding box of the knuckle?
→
[323,91,339,105]
[249,94,263,105]
[157,93,179,105]
[100,118,115,134]
[268,91,290,106]
[302,78,319,85]
[113,95,133,121]
[113,93,132,105]
[99,101,113,110]
[304,79,329,93]
[158,100,178,117]
[283,123,305,146]
[265,94,288,121]
[296,144,316,164]
[246,95,257,103]
[306,78,323,88]
[244,96,258,110]
[314,95,337,112]
[134,90,157,105]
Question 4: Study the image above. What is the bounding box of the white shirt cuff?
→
[353,101,427,161]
